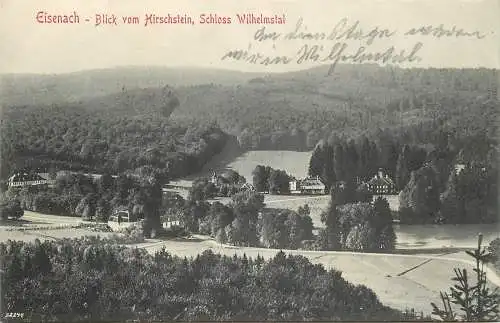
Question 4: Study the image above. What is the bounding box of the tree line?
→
[170,66,497,151]
[252,165,293,194]
[176,185,314,250]
[181,170,396,252]
[316,184,396,251]
[0,92,228,182]
[1,237,410,321]
[3,167,166,236]
[308,127,497,224]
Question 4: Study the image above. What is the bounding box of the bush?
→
[158,225,188,238]
[0,198,24,220]
[488,238,500,273]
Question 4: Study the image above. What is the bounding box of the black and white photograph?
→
[0,0,499,321]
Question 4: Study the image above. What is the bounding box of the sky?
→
[0,0,498,74]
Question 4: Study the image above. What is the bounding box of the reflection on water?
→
[395,223,500,249]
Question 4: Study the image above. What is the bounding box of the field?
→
[0,211,115,242]
[137,235,500,314]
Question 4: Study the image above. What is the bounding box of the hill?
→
[1,64,497,179]
[0,66,263,107]
[3,64,496,152]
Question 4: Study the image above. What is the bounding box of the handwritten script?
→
[221,17,488,74]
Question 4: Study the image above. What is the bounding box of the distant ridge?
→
[0,64,494,110]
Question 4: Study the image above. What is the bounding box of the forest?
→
[0,86,227,182]
[1,64,497,225]
[307,126,497,224]
[169,65,497,151]
[2,65,497,156]
[1,237,407,322]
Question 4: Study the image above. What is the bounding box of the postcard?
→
[0,0,499,322]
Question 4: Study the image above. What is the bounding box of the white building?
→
[289,176,327,195]
[7,172,54,188]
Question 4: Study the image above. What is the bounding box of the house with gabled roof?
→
[365,169,397,195]
[289,176,327,195]
[7,172,53,189]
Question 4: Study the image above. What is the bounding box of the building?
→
[107,209,139,231]
[7,172,54,189]
[209,170,232,186]
[240,182,256,192]
[289,176,327,195]
[454,163,466,175]
[365,169,397,195]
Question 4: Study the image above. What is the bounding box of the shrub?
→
[431,234,499,321]
[0,198,24,220]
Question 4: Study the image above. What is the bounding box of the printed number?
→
[5,312,24,318]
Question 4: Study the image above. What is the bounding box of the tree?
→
[96,173,114,194]
[0,198,23,220]
[297,204,310,217]
[134,166,167,236]
[215,228,227,244]
[208,202,234,237]
[222,170,246,185]
[331,181,358,206]
[300,214,314,241]
[431,234,499,321]
[344,222,375,251]
[399,166,440,224]
[229,191,264,246]
[285,211,305,249]
[372,197,396,251]
[321,199,341,250]
[260,210,289,249]
[308,143,324,178]
[75,193,98,220]
[252,165,270,192]
[358,136,373,179]
[318,144,336,188]
[267,169,291,194]
[395,144,411,190]
[439,170,463,223]
[333,144,345,182]
[95,198,111,222]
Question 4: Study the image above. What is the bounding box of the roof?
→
[367,176,395,187]
[291,177,326,189]
[8,172,45,182]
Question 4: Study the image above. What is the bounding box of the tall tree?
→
[395,144,411,190]
[309,143,325,177]
[372,197,396,250]
[321,198,341,250]
[399,166,441,224]
[320,145,336,188]
[252,165,270,192]
[333,144,345,182]
[439,170,463,223]
[268,169,291,194]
